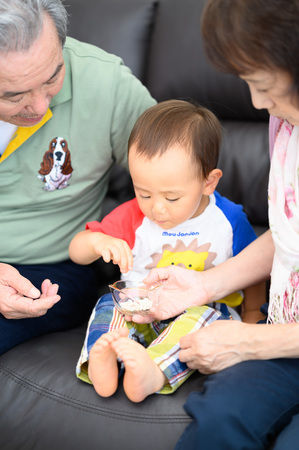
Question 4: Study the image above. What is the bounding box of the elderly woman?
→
[132,0,299,448]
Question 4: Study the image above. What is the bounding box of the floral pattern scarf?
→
[268,119,299,323]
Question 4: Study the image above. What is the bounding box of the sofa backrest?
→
[67,0,270,233]
[67,0,156,82]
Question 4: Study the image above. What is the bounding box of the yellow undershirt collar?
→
[0,108,53,163]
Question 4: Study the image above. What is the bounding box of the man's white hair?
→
[0,0,68,52]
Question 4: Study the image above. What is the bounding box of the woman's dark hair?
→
[201,0,299,98]
[128,99,221,179]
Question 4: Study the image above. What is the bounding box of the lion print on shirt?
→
[145,239,216,272]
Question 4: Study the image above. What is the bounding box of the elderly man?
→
[0,0,155,353]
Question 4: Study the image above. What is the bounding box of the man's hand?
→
[0,263,60,319]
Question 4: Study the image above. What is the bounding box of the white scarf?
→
[268,119,299,323]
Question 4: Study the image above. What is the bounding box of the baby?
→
[70,100,265,402]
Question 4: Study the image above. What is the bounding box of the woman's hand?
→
[0,263,60,319]
[179,320,253,373]
[125,232,274,324]
[179,319,299,373]
[124,266,210,323]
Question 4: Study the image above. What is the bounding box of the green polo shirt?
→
[0,37,156,264]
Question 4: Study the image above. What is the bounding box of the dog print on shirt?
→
[37,137,73,191]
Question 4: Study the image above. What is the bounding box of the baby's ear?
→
[203,169,223,195]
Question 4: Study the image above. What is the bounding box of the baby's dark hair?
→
[128,100,221,179]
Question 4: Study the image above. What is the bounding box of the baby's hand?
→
[94,235,133,273]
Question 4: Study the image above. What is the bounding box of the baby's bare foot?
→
[111,338,166,403]
[88,327,129,397]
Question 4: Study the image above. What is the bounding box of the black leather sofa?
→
[0,1,270,449]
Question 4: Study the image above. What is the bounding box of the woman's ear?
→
[203,169,223,195]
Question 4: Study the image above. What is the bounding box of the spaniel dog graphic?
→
[38,137,73,191]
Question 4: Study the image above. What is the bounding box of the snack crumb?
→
[121,296,152,312]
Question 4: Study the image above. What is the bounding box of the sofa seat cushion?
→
[0,324,205,450]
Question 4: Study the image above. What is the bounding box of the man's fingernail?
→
[29,288,40,298]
